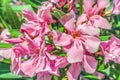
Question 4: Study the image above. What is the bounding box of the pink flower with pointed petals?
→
[22,6,53,37]
[77,0,111,29]
[101,34,120,64]
[53,11,100,63]
[10,33,68,77]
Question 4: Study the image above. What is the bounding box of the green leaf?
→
[100,65,110,76]
[78,0,84,15]
[12,5,33,12]
[0,72,22,79]
[0,63,10,74]
[0,42,13,48]
[21,0,38,8]
[100,36,110,41]
[1,59,11,64]
[81,72,99,80]
[9,29,22,38]
[84,75,99,80]
[52,9,65,19]
[53,75,59,80]
[5,2,21,29]
[0,16,11,29]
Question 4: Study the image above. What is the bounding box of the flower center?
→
[72,32,80,39]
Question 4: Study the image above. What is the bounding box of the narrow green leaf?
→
[21,0,38,8]
[0,42,13,48]
[5,2,21,29]
[0,72,22,79]
[12,5,33,12]
[0,16,11,29]
[78,0,84,15]
[100,36,110,41]
[52,9,65,19]
[0,63,10,74]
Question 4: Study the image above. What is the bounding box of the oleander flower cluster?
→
[0,0,120,80]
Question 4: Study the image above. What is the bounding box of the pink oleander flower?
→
[101,34,120,64]
[10,34,68,78]
[77,0,111,29]
[53,11,100,63]
[52,11,99,80]
[112,0,120,14]
[6,5,68,79]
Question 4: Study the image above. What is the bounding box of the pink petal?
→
[112,0,120,14]
[76,14,87,26]
[52,30,72,46]
[5,38,23,44]
[92,15,111,29]
[83,36,100,53]
[0,29,10,40]
[40,9,53,25]
[11,51,21,75]
[21,59,36,77]
[94,71,105,79]
[98,0,110,9]
[59,11,75,32]
[67,40,83,63]
[83,55,98,73]
[83,0,95,12]
[22,9,38,22]
[55,57,68,68]
[36,57,51,73]
[37,72,52,80]
[77,24,100,36]
[67,63,81,80]
[21,23,37,37]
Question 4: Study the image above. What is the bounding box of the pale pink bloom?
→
[8,32,68,78]
[22,7,53,37]
[5,5,69,78]
[112,0,120,14]
[53,11,100,63]
[101,34,120,64]
[52,11,98,80]
[77,0,111,29]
